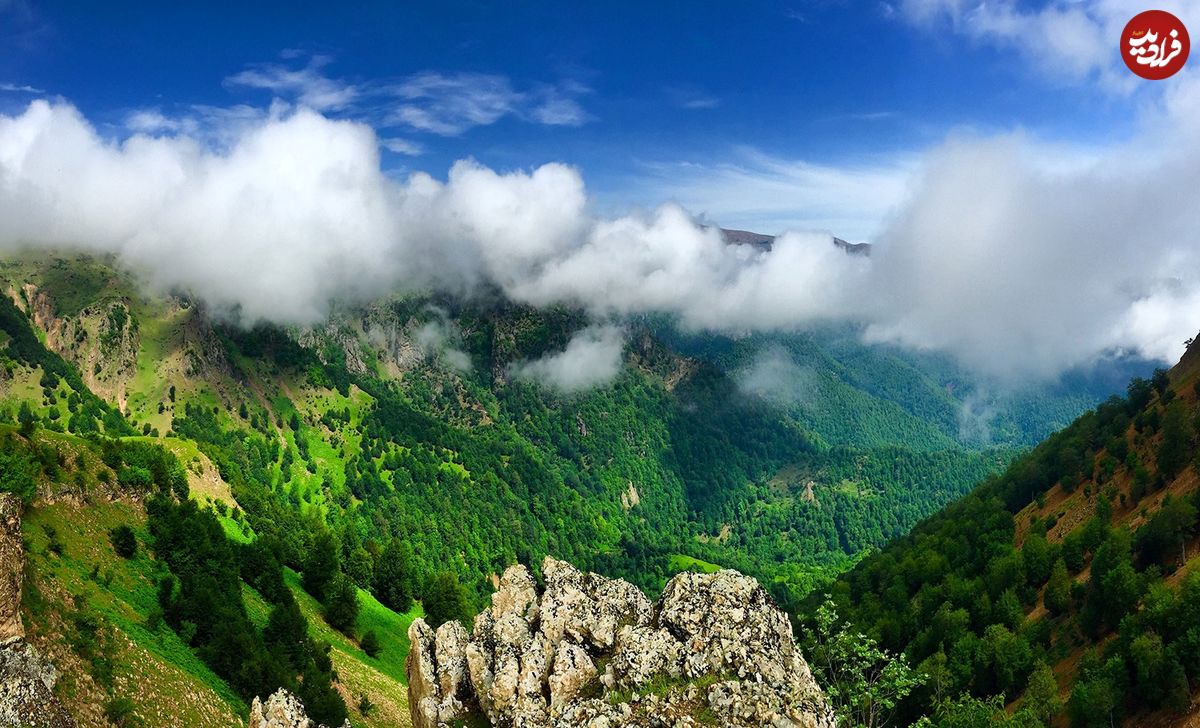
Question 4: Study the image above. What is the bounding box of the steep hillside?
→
[7,424,419,728]
[822,335,1200,727]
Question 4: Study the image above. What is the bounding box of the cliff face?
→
[0,494,75,728]
[406,556,835,728]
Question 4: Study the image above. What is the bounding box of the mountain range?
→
[0,248,1170,727]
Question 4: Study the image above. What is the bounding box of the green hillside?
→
[819,338,1200,727]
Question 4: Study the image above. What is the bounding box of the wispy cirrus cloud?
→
[385,72,519,135]
[665,85,720,110]
[222,54,591,137]
[225,55,359,111]
[0,82,44,94]
[380,137,423,156]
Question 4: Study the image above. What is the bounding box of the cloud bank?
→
[0,87,1198,380]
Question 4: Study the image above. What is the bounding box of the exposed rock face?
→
[18,285,140,406]
[248,689,351,728]
[0,640,75,728]
[0,495,23,644]
[407,556,836,728]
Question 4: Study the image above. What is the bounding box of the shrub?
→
[360,629,380,658]
[110,524,137,559]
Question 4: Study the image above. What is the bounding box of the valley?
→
[0,250,1155,727]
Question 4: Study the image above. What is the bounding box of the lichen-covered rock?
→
[603,625,684,690]
[0,495,75,728]
[0,640,75,728]
[541,558,652,651]
[492,563,540,623]
[548,642,597,711]
[406,555,836,727]
[247,688,351,728]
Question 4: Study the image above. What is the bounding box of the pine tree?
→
[302,529,340,601]
[17,401,37,437]
[423,571,471,629]
[323,573,359,634]
[360,630,380,658]
[373,538,416,613]
[1158,401,1193,480]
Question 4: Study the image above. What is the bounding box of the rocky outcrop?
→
[407,556,836,728]
[248,689,351,728]
[0,495,75,727]
[0,495,23,645]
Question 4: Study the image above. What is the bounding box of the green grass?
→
[668,554,722,574]
[283,568,421,685]
[24,500,245,725]
[36,256,118,318]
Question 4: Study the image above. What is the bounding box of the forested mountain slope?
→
[0,250,1155,726]
[820,334,1200,727]
[0,250,1088,606]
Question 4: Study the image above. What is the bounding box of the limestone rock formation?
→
[407,556,836,728]
[248,689,351,728]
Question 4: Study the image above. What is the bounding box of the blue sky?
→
[0,0,1164,235]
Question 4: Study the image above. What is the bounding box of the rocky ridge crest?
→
[406,556,835,727]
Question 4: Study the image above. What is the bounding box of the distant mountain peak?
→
[717,227,872,256]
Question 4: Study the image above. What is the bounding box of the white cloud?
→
[665,86,721,110]
[528,88,589,126]
[862,114,1200,377]
[0,86,1198,381]
[508,325,626,392]
[896,0,1200,90]
[735,347,817,406]
[413,314,471,372]
[386,72,590,135]
[223,56,591,137]
[380,137,423,156]
[387,72,519,135]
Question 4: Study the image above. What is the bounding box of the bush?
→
[109,524,137,559]
[104,696,140,727]
[360,629,380,658]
